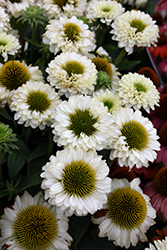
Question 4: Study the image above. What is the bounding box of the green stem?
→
[95,24,106,52]
[0,150,6,189]
[114,48,126,66]
[30,23,37,63]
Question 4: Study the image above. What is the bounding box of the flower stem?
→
[30,23,36,63]
[114,48,126,66]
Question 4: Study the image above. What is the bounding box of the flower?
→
[43,16,96,55]
[156,123,167,166]
[0,191,72,250]
[93,88,122,114]
[137,67,160,88]
[144,166,167,221]
[0,32,21,62]
[110,9,159,54]
[42,0,87,20]
[5,0,35,18]
[91,57,121,89]
[0,122,18,153]
[0,6,10,32]
[46,52,97,97]
[51,95,114,151]
[0,60,44,104]
[92,178,156,248]
[108,108,160,169]
[41,148,112,216]
[117,72,160,112]
[145,237,167,250]
[10,80,61,130]
[86,0,125,26]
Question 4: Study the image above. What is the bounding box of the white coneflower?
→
[46,52,97,97]
[92,178,156,248]
[0,191,72,250]
[10,80,61,130]
[41,148,112,216]
[108,107,160,169]
[110,9,159,54]
[43,16,96,55]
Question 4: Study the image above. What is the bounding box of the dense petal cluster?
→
[43,16,96,55]
[110,10,159,54]
[46,52,97,97]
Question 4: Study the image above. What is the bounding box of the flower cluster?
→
[0,1,166,250]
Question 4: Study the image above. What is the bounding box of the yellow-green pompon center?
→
[0,61,31,91]
[62,160,96,197]
[27,91,51,112]
[92,57,112,78]
[68,109,98,137]
[130,19,147,33]
[64,23,82,41]
[134,82,147,92]
[121,120,149,150]
[63,61,84,76]
[107,187,147,229]
[12,205,58,250]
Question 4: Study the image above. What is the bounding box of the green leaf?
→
[117,60,141,71]
[15,138,32,160]
[17,171,42,192]
[27,141,49,163]
[69,214,91,250]
[7,149,26,181]
[0,108,14,121]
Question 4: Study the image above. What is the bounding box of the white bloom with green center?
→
[42,0,87,20]
[93,88,123,114]
[110,9,159,54]
[92,178,156,248]
[46,52,97,97]
[43,16,96,55]
[41,148,112,216]
[52,95,114,151]
[0,32,21,62]
[0,60,44,105]
[108,108,160,169]
[117,72,160,112]
[6,0,35,18]
[0,191,72,250]
[86,0,125,25]
[145,237,167,250]
[10,80,61,130]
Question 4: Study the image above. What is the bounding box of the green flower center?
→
[154,167,167,196]
[92,58,112,77]
[62,160,96,197]
[102,8,110,12]
[103,100,113,110]
[134,82,147,92]
[130,19,147,33]
[121,120,149,150]
[64,23,81,42]
[12,205,58,250]
[68,109,98,137]
[0,61,31,91]
[0,40,7,46]
[53,0,76,8]
[27,90,51,112]
[63,61,84,76]
[107,187,147,229]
